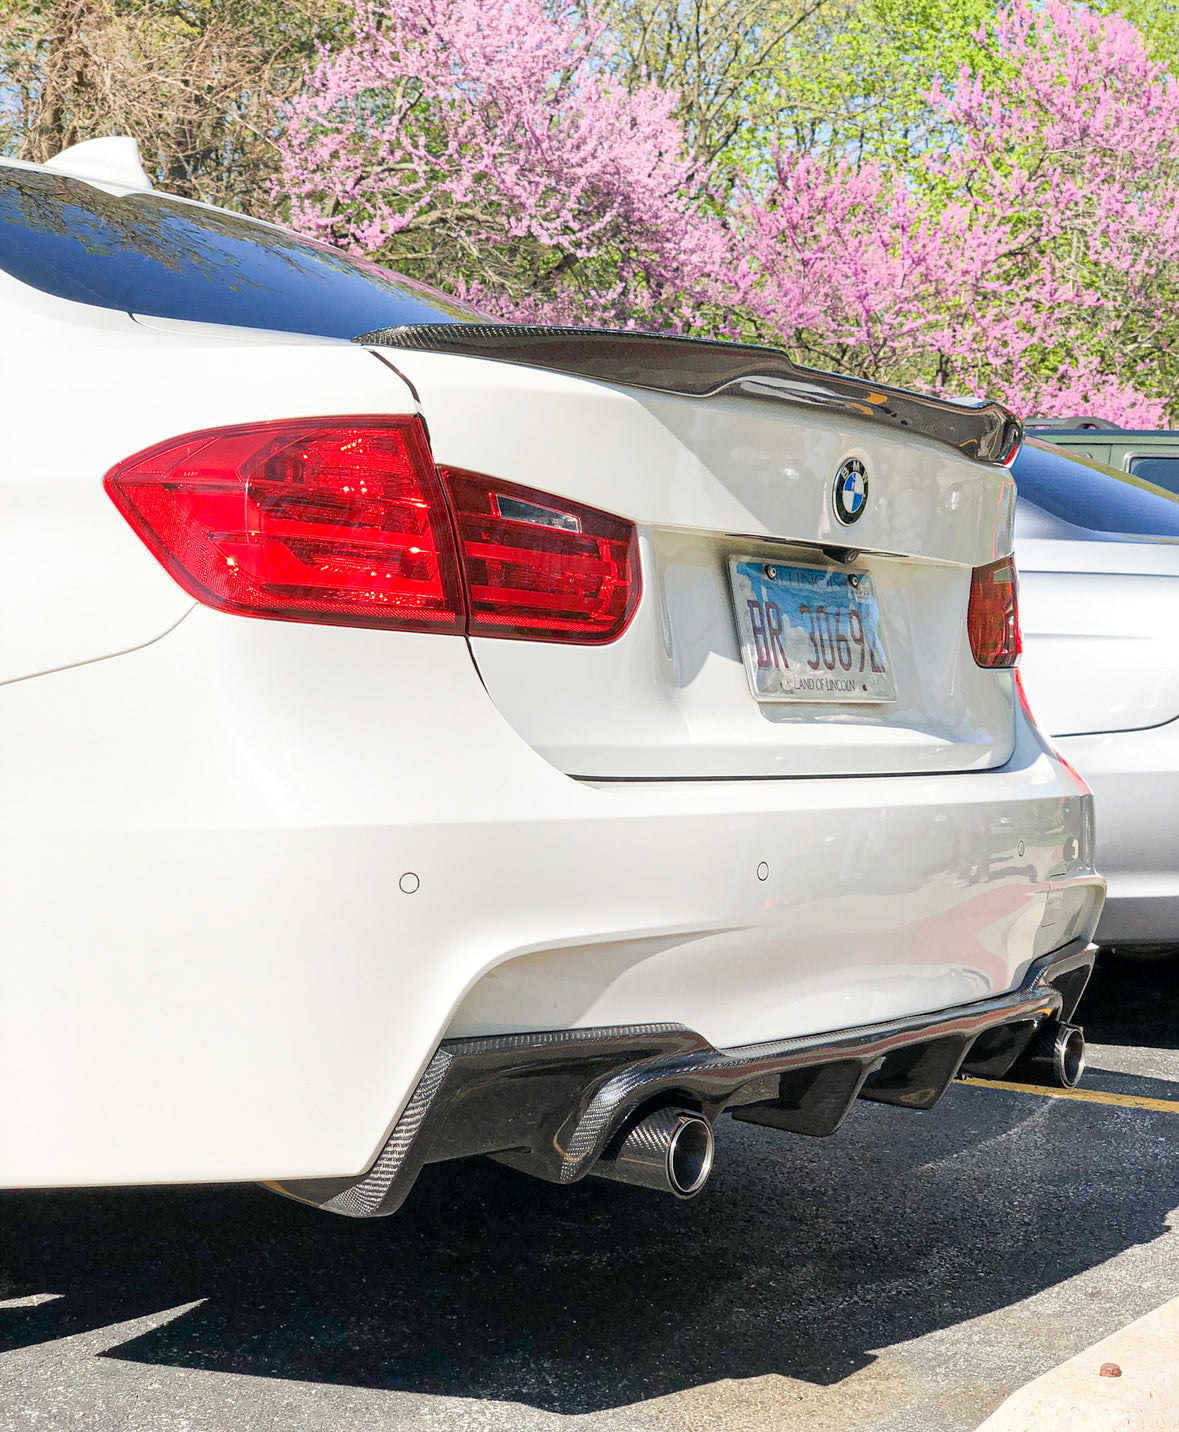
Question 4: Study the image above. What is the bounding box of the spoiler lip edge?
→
[353,322,1024,467]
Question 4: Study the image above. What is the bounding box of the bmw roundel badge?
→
[832,458,869,525]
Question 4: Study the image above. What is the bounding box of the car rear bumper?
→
[1057,722,1179,945]
[273,937,1097,1217]
[0,611,1102,1189]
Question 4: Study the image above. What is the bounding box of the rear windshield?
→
[1011,438,1179,539]
[1127,453,1179,495]
[0,165,478,337]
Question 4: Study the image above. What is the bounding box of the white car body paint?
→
[1019,523,1179,946]
[0,155,1102,1191]
[392,356,1019,779]
[1018,539,1179,738]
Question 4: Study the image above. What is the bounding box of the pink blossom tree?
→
[277,0,725,326]
[734,0,1179,424]
[276,0,1179,424]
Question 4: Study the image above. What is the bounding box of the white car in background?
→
[1015,438,1179,952]
[0,140,1103,1216]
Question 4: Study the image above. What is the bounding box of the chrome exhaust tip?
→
[1052,1023,1087,1088]
[590,1107,715,1199]
[1008,1019,1087,1089]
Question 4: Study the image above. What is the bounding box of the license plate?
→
[729,559,897,703]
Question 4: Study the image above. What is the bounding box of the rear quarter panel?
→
[1018,537,1179,735]
[0,277,418,684]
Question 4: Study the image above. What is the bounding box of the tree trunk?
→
[31,0,95,161]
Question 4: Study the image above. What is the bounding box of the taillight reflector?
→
[968,556,1021,668]
[441,468,640,642]
[105,418,640,643]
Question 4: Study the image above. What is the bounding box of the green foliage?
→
[591,0,823,168]
[730,0,1004,181]
[1103,0,1179,60]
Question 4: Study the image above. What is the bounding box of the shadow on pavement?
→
[1084,948,1179,1049]
[1,965,1177,1414]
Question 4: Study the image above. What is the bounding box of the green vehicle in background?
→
[1025,417,1179,495]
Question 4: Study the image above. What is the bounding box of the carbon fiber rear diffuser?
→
[272,939,1095,1217]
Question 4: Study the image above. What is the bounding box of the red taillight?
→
[440,468,640,642]
[105,417,464,632]
[106,418,640,643]
[968,556,1021,668]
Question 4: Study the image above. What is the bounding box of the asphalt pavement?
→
[2,952,1177,1432]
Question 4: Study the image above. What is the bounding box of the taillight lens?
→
[106,418,640,643]
[968,556,1021,668]
[105,417,463,631]
[441,469,640,642]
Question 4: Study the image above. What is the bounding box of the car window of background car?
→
[0,167,481,337]
[1012,439,1179,539]
[1127,455,1179,496]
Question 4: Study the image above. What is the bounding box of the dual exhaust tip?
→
[586,1020,1086,1201]
[591,1106,715,1199]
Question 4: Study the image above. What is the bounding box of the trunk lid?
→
[366,336,1020,779]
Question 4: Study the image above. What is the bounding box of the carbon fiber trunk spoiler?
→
[353,323,1022,465]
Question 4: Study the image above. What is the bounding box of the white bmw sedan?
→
[0,142,1103,1214]
[1016,438,1179,953]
